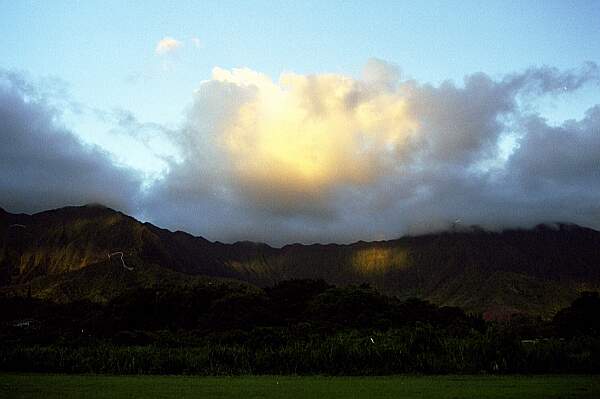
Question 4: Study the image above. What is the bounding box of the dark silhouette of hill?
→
[1,204,599,318]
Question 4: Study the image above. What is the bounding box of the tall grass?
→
[1,329,599,375]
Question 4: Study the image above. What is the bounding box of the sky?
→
[1,1,600,245]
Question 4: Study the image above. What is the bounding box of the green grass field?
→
[1,374,598,399]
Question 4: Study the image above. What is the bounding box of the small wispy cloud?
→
[155,37,183,55]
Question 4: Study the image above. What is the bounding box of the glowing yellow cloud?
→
[206,66,418,201]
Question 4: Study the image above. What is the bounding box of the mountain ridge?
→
[2,204,599,319]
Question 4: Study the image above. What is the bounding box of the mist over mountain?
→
[1,204,599,319]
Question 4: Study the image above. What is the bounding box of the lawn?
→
[1,374,598,399]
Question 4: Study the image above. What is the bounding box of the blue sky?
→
[3,0,599,126]
[2,1,600,244]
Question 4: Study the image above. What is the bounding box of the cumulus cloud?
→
[142,59,600,244]
[2,61,599,246]
[211,66,417,214]
[0,71,142,214]
[155,37,183,55]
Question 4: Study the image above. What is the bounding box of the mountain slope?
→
[1,205,599,318]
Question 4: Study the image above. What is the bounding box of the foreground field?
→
[1,374,598,399]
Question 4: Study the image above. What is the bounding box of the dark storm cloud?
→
[508,107,600,187]
[0,71,142,213]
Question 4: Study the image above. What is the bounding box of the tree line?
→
[1,280,599,374]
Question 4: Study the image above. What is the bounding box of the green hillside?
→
[2,205,599,319]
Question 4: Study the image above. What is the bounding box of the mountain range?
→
[2,204,599,319]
